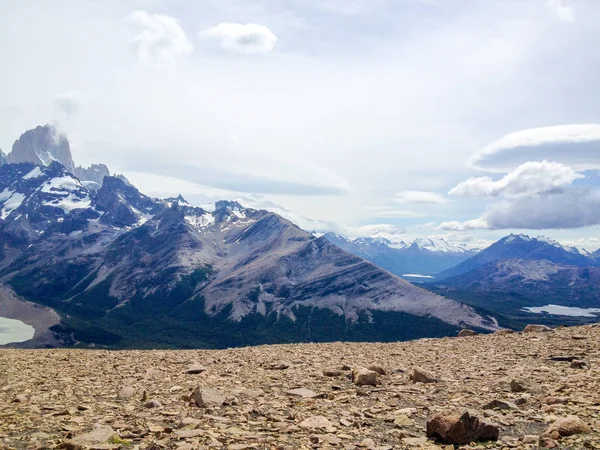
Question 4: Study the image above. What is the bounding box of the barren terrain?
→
[1,325,599,449]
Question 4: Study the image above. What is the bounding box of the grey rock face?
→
[7,125,76,173]
[0,149,7,166]
[74,164,110,186]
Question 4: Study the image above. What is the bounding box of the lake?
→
[522,304,600,317]
[402,274,435,279]
[0,317,35,345]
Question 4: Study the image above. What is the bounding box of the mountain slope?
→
[437,234,591,280]
[324,233,477,277]
[0,163,497,348]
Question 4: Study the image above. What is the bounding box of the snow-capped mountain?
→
[1,124,128,190]
[0,159,497,348]
[324,233,478,277]
[436,233,594,280]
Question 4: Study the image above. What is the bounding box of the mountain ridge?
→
[324,233,478,277]
[0,161,497,348]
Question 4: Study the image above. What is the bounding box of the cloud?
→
[440,187,600,231]
[345,223,407,240]
[484,188,600,229]
[449,160,583,198]
[394,190,447,204]
[438,217,490,231]
[54,92,82,117]
[199,23,277,54]
[127,11,194,64]
[547,0,575,22]
[469,124,600,172]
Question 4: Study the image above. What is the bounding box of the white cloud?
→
[345,224,407,240]
[469,124,600,172]
[449,160,583,198]
[484,188,600,229]
[547,0,575,22]
[438,217,490,231]
[127,11,194,64]
[199,23,277,54]
[54,92,82,117]
[440,187,600,231]
[394,190,447,204]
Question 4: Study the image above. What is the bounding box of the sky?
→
[1,0,600,250]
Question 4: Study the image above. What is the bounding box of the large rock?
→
[117,385,136,399]
[366,364,387,375]
[299,415,334,430]
[426,411,499,445]
[190,387,226,408]
[523,324,552,333]
[187,364,207,374]
[286,388,322,399]
[494,329,514,335]
[458,329,477,337]
[352,368,379,386]
[59,425,117,450]
[544,416,590,438]
[410,367,439,383]
[510,378,535,393]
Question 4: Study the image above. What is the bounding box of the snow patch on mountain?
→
[22,167,42,180]
[1,192,25,219]
[185,213,215,228]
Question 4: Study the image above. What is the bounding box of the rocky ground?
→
[1,324,599,450]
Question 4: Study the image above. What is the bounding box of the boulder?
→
[144,399,162,408]
[190,387,226,408]
[510,378,534,393]
[187,364,207,374]
[426,411,499,445]
[570,360,589,369]
[366,365,387,375]
[410,367,439,383]
[523,324,552,333]
[458,329,477,337]
[286,388,322,399]
[483,399,518,410]
[266,361,290,370]
[299,415,333,430]
[544,415,590,438]
[494,329,514,335]
[117,385,136,399]
[59,425,117,450]
[352,368,379,386]
[12,394,29,403]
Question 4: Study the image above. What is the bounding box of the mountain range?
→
[0,125,498,348]
[323,233,477,277]
[427,234,600,329]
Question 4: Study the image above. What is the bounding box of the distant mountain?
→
[427,258,600,329]
[7,125,76,172]
[0,162,497,348]
[324,233,477,277]
[0,150,7,166]
[437,259,600,307]
[436,234,592,280]
[4,124,128,189]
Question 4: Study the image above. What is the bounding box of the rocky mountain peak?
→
[7,124,76,173]
[95,176,161,228]
[0,149,7,165]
